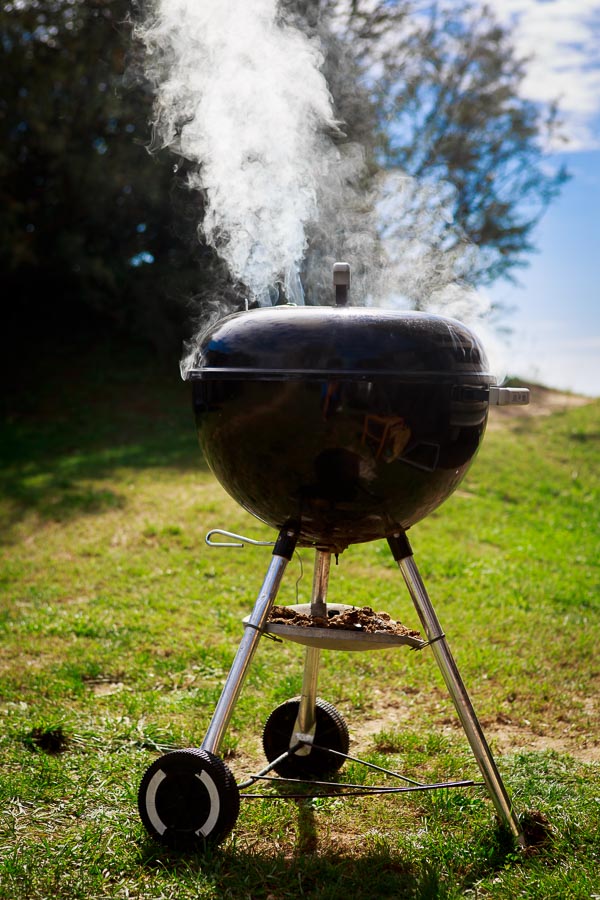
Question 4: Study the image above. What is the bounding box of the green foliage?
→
[0,0,230,354]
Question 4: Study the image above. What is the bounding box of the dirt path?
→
[487,383,594,429]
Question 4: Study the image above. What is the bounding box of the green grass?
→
[0,347,598,898]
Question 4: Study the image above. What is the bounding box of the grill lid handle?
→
[489,386,530,406]
[333,262,351,306]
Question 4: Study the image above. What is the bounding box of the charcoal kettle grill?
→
[138,263,530,850]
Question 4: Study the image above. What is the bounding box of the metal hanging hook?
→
[205,529,276,549]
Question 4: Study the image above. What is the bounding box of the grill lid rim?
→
[187,367,498,385]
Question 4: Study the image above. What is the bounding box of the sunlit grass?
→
[0,352,598,898]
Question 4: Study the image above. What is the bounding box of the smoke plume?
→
[138,0,342,305]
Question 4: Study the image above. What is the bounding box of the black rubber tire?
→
[262,697,350,778]
[138,748,240,850]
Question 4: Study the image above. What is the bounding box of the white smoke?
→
[370,171,508,380]
[138,0,341,304]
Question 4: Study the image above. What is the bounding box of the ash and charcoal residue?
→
[268,605,420,638]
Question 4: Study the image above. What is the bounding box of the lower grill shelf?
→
[244,603,425,652]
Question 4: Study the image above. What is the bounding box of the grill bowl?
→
[188,306,495,552]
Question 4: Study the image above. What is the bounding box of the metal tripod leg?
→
[201,528,298,755]
[291,550,330,754]
[388,532,526,849]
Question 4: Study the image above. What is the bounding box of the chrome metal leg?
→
[201,529,297,755]
[309,550,330,618]
[388,533,526,848]
[292,550,331,753]
[292,647,321,755]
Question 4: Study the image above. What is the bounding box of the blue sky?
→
[491,150,600,396]
[484,0,600,396]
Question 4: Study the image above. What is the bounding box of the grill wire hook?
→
[205,529,276,549]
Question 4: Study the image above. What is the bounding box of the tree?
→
[0,0,228,353]
[309,0,568,288]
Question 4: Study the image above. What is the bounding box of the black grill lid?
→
[186,305,495,385]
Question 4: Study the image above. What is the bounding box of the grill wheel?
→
[138,748,240,849]
[262,697,349,778]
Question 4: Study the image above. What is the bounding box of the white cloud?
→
[482,0,600,151]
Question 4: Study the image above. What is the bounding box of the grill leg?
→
[388,532,526,849]
[201,528,298,755]
[291,550,330,753]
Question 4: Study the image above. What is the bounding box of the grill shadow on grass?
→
[140,842,431,899]
[137,818,523,900]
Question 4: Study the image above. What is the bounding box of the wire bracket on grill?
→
[413,631,446,651]
[243,621,283,643]
[238,740,484,799]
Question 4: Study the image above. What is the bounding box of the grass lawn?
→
[1,342,598,899]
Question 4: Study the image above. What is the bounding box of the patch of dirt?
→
[488,383,593,429]
[24,726,69,754]
[482,719,599,764]
[345,690,599,764]
[268,605,421,638]
[82,675,125,696]
[520,810,554,853]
